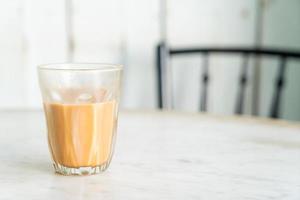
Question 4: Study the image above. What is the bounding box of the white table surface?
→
[0,110,300,200]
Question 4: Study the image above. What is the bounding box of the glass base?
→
[53,162,110,176]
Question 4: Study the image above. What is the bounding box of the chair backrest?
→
[156,42,300,118]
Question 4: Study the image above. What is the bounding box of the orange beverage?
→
[44,101,116,168]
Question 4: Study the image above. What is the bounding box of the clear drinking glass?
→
[38,63,122,175]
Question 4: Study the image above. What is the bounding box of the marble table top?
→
[0,110,300,199]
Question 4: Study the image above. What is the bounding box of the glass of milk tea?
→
[38,63,122,175]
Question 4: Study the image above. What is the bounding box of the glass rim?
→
[38,63,123,72]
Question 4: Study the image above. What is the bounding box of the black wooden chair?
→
[156,42,300,118]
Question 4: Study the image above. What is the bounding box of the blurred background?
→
[0,0,300,121]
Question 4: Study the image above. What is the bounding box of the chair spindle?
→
[200,53,209,111]
[270,56,287,118]
[236,54,250,114]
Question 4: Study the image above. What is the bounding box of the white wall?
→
[0,0,299,120]
[0,0,160,110]
[0,0,25,108]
